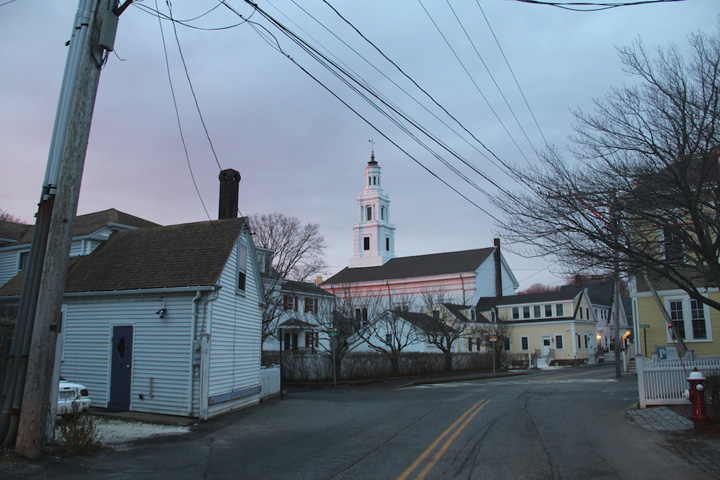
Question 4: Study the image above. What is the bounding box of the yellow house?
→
[632,276,719,358]
[469,286,600,365]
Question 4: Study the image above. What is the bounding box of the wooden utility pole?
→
[14,0,118,459]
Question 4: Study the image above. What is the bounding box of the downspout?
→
[188,290,202,416]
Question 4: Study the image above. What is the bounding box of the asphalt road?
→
[3,365,716,479]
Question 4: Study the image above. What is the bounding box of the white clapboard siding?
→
[61,294,195,416]
[207,232,262,416]
[0,249,23,287]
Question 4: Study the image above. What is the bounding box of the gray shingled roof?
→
[0,218,246,296]
[0,221,31,243]
[322,248,495,285]
[5,208,159,246]
[282,279,335,297]
[475,286,583,311]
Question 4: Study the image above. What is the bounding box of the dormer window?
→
[18,251,29,273]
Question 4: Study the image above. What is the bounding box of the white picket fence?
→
[636,356,720,408]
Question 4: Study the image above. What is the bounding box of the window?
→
[503,337,511,351]
[669,300,685,339]
[691,299,707,339]
[18,251,29,272]
[556,304,564,317]
[512,307,520,320]
[522,306,530,319]
[584,335,589,349]
[284,295,298,311]
[304,297,318,313]
[468,337,474,352]
[521,336,529,351]
[662,225,684,262]
[555,334,564,350]
[355,307,368,327]
[363,236,370,251]
[577,335,581,349]
[237,241,247,292]
[385,237,390,251]
[433,310,440,320]
[366,206,372,221]
[545,304,552,317]
[305,332,318,348]
[666,297,711,342]
[586,308,590,320]
[533,305,541,318]
[381,205,385,221]
[579,308,583,320]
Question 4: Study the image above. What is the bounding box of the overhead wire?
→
[475,0,549,148]
[166,0,224,173]
[285,0,520,187]
[318,0,521,181]
[443,0,541,156]
[228,3,504,221]
[510,0,685,11]
[154,0,213,222]
[239,1,515,201]
[417,0,532,166]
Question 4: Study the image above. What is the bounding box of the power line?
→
[443,0,541,158]
[243,1,515,201]
[475,0,549,147]
[233,4,504,222]
[417,0,532,166]
[510,0,685,12]
[154,0,212,222]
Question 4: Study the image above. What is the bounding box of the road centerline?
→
[398,398,491,480]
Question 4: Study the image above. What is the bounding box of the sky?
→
[0,0,718,290]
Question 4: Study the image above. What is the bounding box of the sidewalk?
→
[626,406,694,431]
[627,406,720,478]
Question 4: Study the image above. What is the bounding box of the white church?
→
[322,152,518,309]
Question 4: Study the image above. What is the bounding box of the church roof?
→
[322,247,495,285]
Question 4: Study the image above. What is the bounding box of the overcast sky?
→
[1,0,717,289]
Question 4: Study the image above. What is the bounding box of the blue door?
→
[109,325,133,411]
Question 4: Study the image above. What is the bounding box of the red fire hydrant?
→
[687,367,710,432]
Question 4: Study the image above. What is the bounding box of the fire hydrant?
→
[687,367,710,432]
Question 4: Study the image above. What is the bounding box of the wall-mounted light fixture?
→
[156,297,167,319]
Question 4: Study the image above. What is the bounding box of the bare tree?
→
[314,287,375,379]
[410,291,467,372]
[356,293,420,376]
[495,26,720,312]
[249,212,328,282]
[474,320,514,371]
[516,283,559,295]
[0,210,26,224]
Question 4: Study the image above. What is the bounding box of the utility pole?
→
[12,0,120,459]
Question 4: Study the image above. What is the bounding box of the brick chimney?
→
[218,169,241,219]
[493,238,503,298]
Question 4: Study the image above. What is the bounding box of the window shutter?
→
[284,295,289,311]
[294,297,298,312]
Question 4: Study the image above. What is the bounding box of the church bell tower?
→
[349,150,396,268]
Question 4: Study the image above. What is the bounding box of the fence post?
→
[637,356,647,409]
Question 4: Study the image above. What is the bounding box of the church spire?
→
[349,150,396,268]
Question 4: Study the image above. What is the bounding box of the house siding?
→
[506,321,595,360]
[207,231,262,416]
[61,294,195,416]
[635,292,720,358]
[0,249,21,287]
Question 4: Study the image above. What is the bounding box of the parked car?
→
[57,380,91,415]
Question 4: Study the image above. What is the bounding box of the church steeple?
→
[349,150,396,268]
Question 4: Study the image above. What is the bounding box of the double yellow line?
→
[398,398,491,480]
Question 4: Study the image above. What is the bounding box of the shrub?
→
[54,403,101,456]
[705,371,720,419]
